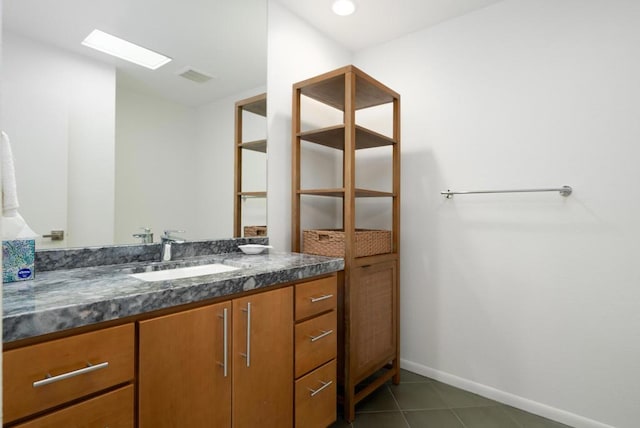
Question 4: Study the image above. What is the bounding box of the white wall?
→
[1,33,115,248]
[266,1,352,251]
[115,86,198,242]
[67,58,115,247]
[353,1,640,427]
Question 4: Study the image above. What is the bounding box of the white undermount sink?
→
[130,263,239,282]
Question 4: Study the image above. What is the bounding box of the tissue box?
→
[2,239,35,283]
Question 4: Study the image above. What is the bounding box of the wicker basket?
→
[244,225,267,237]
[303,229,391,258]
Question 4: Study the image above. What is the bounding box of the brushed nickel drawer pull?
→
[33,361,109,387]
[240,303,251,367]
[310,294,334,303]
[308,380,333,397]
[218,308,229,377]
[309,329,334,342]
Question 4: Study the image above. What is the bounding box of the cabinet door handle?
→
[310,294,334,303]
[240,303,251,367]
[309,329,334,342]
[308,380,333,397]
[33,361,109,387]
[218,308,229,377]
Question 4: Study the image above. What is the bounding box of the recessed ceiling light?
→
[81,29,172,70]
[332,0,356,16]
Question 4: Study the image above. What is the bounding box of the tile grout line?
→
[449,407,470,428]
[390,371,559,428]
[388,378,485,428]
[427,380,470,428]
[427,376,531,428]
[502,407,526,428]
[386,383,412,428]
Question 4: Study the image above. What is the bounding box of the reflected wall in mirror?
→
[1,0,267,249]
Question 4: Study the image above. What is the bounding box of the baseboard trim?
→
[400,359,615,428]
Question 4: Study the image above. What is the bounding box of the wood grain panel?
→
[13,385,134,428]
[295,360,337,428]
[233,287,293,428]
[4,324,134,424]
[138,302,232,428]
[295,276,337,321]
[351,261,397,382]
[295,311,337,378]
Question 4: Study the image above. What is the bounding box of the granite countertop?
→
[3,251,344,343]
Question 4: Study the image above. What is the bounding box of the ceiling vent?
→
[177,67,215,83]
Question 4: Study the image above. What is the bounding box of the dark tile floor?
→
[330,370,572,428]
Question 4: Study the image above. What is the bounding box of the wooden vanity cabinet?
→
[294,276,338,428]
[3,273,338,428]
[3,324,135,426]
[138,286,293,428]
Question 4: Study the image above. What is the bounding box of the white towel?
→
[1,130,20,217]
[2,212,38,240]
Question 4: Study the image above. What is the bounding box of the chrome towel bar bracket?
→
[441,186,572,199]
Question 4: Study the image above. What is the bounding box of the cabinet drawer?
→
[295,311,336,378]
[295,276,337,321]
[295,359,336,428]
[4,323,135,423]
[13,385,134,428]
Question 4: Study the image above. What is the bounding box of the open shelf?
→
[238,191,267,198]
[239,139,267,153]
[241,94,267,117]
[298,125,395,150]
[234,93,267,237]
[297,66,398,111]
[298,188,395,198]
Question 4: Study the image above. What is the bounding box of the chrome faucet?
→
[133,227,154,244]
[161,230,185,261]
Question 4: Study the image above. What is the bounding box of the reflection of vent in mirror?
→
[177,67,215,83]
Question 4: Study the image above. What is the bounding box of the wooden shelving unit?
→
[234,93,267,237]
[291,65,400,422]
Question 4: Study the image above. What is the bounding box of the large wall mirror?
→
[1,0,267,249]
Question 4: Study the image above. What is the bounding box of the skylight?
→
[81,29,172,70]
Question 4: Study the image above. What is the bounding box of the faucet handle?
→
[163,229,185,239]
[133,227,154,243]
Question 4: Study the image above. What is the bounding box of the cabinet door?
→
[139,302,232,428]
[233,287,293,428]
[351,261,398,381]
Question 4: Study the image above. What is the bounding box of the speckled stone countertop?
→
[3,250,344,343]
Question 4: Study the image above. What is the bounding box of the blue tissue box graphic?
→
[2,239,35,283]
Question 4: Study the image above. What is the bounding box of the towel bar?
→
[441,186,572,199]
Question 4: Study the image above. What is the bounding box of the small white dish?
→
[238,244,273,255]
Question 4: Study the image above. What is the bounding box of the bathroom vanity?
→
[2,239,344,428]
